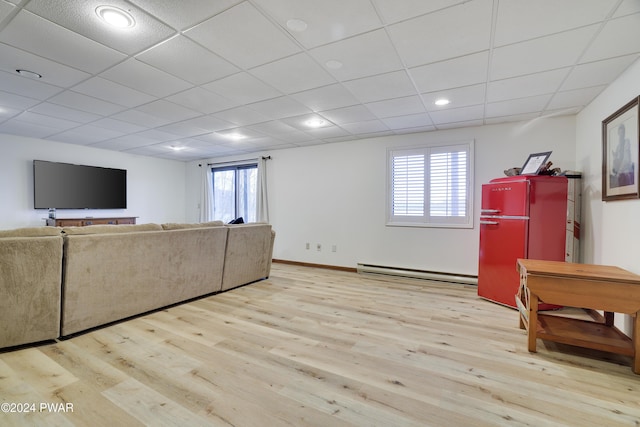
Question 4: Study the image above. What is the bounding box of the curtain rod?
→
[199,155,271,167]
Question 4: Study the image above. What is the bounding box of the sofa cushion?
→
[161,221,224,230]
[62,223,163,235]
[0,226,62,238]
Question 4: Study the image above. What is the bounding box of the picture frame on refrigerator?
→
[520,151,552,175]
[602,96,639,201]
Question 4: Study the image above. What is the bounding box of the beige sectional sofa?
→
[0,221,275,348]
[0,227,63,348]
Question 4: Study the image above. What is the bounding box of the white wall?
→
[187,116,576,276]
[576,58,640,273]
[0,134,187,229]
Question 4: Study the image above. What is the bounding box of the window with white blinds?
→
[387,141,474,228]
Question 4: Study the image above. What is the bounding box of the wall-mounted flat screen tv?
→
[33,160,127,209]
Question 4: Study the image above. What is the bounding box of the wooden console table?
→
[516,258,640,374]
[46,217,137,227]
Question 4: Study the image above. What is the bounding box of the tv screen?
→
[33,160,127,209]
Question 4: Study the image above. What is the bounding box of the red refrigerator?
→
[478,175,568,308]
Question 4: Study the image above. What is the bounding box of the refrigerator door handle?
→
[480,220,499,225]
[481,209,500,214]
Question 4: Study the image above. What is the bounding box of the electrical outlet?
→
[305,242,310,250]
[316,243,321,251]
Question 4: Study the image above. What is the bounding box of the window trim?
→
[386,140,474,229]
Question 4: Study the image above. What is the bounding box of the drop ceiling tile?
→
[491,25,599,80]
[136,35,239,85]
[0,1,15,21]
[135,99,201,122]
[0,69,64,100]
[435,120,483,130]
[110,108,174,128]
[487,69,569,103]
[251,53,336,94]
[382,113,434,129]
[214,128,265,142]
[305,125,350,140]
[291,83,360,112]
[365,96,425,119]
[14,110,79,130]
[48,91,127,116]
[373,0,466,25]
[428,105,485,125]
[48,125,125,145]
[0,105,20,120]
[422,84,486,112]
[547,86,606,111]
[100,59,192,98]
[29,102,102,123]
[562,55,640,91]
[91,118,146,133]
[581,13,640,62]
[0,10,126,73]
[0,43,90,88]
[203,72,282,105]
[614,0,640,17]
[494,0,617,46]
[25,0,175,55]
[253,0,381,48]
[0,90,41,110]
[90,134,158,151]
[409,51,489,93]
[320,105,377,125]
[387,0,492,67]
[72,77,155,108]
[127,146,212,161]
[342,70,417,104]
[213,106,271,126]
[155,121,212,138]
[245,120,298,137]
[184,2,300,69]
[341,119,389,134]
[309,29,403,81]
[273,129,315,143]
[167,87,238,115]
[178,115,235,132]
[247,96,311,120]
[485,94,552,118]
[280,113,332,131]
[128,0,243,31]
[135,129,181,142]
[0,119,61,138]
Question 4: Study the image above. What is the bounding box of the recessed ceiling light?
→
[325,60,343,70]
[286,18,308,32]
[220,132,247,141]
[169,145,187,151]
[16,69,42,79]
[96,5,135,28]
[304,118,326,128]
[435,98,450,106]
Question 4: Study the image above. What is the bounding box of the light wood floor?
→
[2,263,640,426]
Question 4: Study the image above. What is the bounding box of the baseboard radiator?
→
[356,263,478,285]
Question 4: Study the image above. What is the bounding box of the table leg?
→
[604,311,614,327]
[633,312,640,374]
[528,293,539,353]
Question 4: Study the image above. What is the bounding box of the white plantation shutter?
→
[388,141,473,228]
[392,153,424,216]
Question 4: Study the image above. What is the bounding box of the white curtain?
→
[199,165,214,222]
[256,157,269,223]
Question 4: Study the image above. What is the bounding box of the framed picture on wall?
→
[602,96,640,201]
